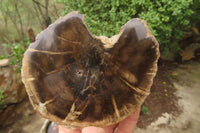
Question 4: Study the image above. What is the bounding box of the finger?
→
[82,126,106,133]
[58,125,81,133]
[103,123,118,133]
[115,108,141,133]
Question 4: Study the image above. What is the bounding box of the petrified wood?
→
[21,11,160,128]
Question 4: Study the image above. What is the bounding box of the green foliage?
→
[58,0,195,56]
[3,39,30,73]
[190,0,200,27]
[0,56,5,59]
[0,89,4,106]
[142,106,150,115]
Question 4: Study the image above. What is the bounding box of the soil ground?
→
[135,60,200,133]
[137,61,180,129]
[0,60,200,133]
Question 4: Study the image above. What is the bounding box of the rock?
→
[0,65,27,131]
[0,100,31,128]
[0,67,27,128]
[0,59,9,67]
[0,104,16,127]
[0,67,27,110]
[0,67,27,127]
[179,43,200,60]
[2,78,26,105]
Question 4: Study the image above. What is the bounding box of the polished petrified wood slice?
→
[21,11,160,128]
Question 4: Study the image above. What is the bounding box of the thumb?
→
[82,126,106,133]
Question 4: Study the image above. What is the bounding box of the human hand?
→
[58,108,140,133]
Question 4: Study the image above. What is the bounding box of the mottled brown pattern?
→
[21,11,160,128]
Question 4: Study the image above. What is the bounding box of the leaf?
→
[142,106,150,115]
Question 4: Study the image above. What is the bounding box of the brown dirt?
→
[137,60,181,128]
